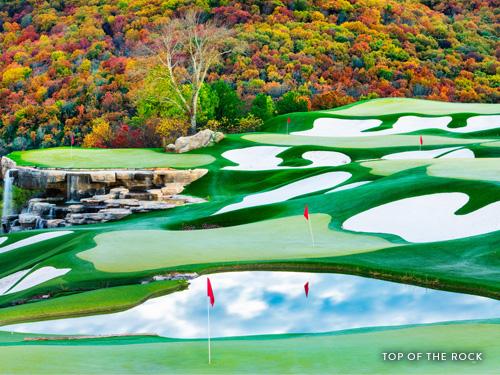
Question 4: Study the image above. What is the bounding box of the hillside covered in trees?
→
[0,0,498,151]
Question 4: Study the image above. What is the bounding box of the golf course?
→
[0,98,499,373]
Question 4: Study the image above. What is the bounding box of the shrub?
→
[155,117,190,146]
[83,118,113,148]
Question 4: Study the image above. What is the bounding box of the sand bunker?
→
[215,172,352,214]
[293,115,500,138]
[4,266,71,295]
[0,231,73,255]
[343,193,500,243]
[292,118,382,137]
[222,147,350,170]
[0,269,32,295]
[382,147,474,160]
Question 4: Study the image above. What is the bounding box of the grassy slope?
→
[0,321,498,374]
[328,98,500,116]
[7,148,215,169]
[0,280,186,326]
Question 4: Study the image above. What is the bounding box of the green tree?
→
[251,94,275,121]
[211,80,244,121]
[276,91,310,115]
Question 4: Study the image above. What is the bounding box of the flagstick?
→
[307,216,315,247]
[207,298,211,365]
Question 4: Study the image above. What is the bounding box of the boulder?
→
[27,201,55,216]
[170,194,207,204]
[89,171,116,183]
[67,204,85,213]
[47,219,66,228]
[161,183,185,196]
[103,198,141,207]
[98,208,132,221]
[19,213,40,225]
[171,129,224,153]
[109,187,129,198]
[66,213,107,225]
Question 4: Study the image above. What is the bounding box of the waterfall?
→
[66,174,78,203]
[2,169,14,222]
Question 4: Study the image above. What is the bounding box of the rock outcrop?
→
[168,129,224,153]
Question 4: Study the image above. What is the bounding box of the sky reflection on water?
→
[4,271,499,338]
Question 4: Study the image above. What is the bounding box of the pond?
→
[3,271,499,338]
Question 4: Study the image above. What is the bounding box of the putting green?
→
[361,158,500,181]
[7,148,215,169]
[329,98,500,116]
[243,134,490,149]
[0,321,497,374]
[78,215,397,273]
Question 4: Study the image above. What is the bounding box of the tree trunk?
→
[190,95,198,134]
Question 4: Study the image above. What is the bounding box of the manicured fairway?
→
[243,134,491,148]
[0,321,498,374]
[0,99,498,353]
[77,215,397,273]
[329,98,500,116]
[7,148,215,169]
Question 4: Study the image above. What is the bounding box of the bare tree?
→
[146,10,238,134]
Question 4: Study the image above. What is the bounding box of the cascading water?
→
[66,174,79,203]
[2,169,16,232]
[2,170,14,220]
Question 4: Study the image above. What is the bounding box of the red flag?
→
[303,204,309,220]
[70,133,75,146]
[207,278,215,307]
[304,282,309,298]
[287,117,291,124]
[419,135,423,146]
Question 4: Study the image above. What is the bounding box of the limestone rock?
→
[109,187,129,198]
[170,194,207,204]
[66,213,107,225]
[161,183,185,196]
[47,219,66,228]
[98,208,132,221]
[103,198,140,207]
[89,171,116,183]
[27,201,55,216]
[19,213,40,225]
[173,129,224,153]
[67,204,85,213]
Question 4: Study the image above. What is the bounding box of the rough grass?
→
[0,320,498,374]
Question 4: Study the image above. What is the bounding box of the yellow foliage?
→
[83,118,113,148]
[155,117,189,145]
[2,65,31,85]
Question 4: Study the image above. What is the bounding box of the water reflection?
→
[4,272,499,338]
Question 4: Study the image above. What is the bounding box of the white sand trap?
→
[4,266,71,295]
[0,269,32,295]
[293,116,499,138]
[222,146,289,170]
[343,193,500,243]
[382,147,474,160]
[0,231,73,255]
[439,148,475,158]
[222,147,350,170]
[0,237,7,246]
[302,151,351,167]
[292,118,382,137]
[326,181,372,194]
[461,115,500,133]
[215,171,352,215]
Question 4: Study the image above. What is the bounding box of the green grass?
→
[329,98,500,116]
[0,321,498,374]
[0,98,498,341]
[77,214,397,273]
[7,148,215,169]
[0,280,186,326]
[243,134,491,149]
